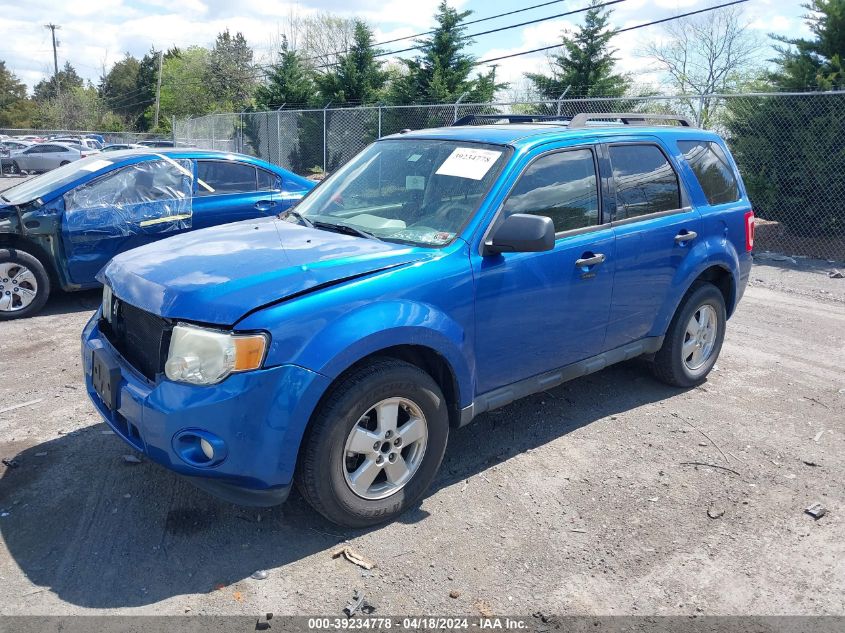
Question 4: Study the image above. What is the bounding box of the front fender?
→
[243,298,474,409]
[305,301,471,408]
[651,235,740,337]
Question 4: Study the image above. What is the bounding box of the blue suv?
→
[82,113,754,527]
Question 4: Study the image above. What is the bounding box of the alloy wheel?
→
[682,304,718,371]
[342,397,429,500]
[0,262,38,313]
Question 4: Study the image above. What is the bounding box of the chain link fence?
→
[172,91,845,261]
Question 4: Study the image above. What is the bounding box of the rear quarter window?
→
[678,140,740,205]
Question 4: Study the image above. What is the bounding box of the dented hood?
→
[100,216,432,324]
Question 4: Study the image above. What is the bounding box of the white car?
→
[9,142,99,173]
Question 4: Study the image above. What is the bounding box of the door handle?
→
[575,253,606,267]
[254,200,277,212]
[674,230,697,244]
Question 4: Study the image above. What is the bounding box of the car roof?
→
[101,148,276,163]
[387,121,723,150]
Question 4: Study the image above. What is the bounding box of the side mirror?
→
[483,213,555,256]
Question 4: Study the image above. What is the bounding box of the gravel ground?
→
[0,256,843,618]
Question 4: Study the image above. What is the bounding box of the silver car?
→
[10,142,97,173]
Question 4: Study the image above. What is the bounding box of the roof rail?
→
[568,112,694,129]
[452,114,571,126]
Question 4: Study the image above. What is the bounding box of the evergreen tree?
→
[770,0,845,90]
[254,37,315,109]
[100,54,143,119]
[33,62,84,102]
[316,21,388,105]
[208,30,255,110]
[390,0,501,105]
[525,0,629,99]
[726,0,845,239]
[252,37,321,173]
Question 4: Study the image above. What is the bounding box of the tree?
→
[725,0,845,240]
[252,36,321,173]
[208,30,255,111]
[254,36,316,109]
[525,0,629,99]
[158,47,215,118]
[100,54,143,119]
[771,0,845,90]
[293,12,358,70]
[641,6,762,125]
[316,21,388,105]
[33,62,84,102]
[390,0,502,105]
[0,61,34,127]
[34,85,107,130]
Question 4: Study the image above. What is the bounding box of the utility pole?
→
[44,23,61,95]
[153,50,163,130]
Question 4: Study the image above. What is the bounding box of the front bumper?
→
[81,312,331,506]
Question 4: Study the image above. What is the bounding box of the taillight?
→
[744,210,755,252]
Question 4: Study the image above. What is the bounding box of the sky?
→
[0,0,811,99]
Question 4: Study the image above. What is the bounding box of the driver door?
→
[61,159,193,284]
[472,145,616,394]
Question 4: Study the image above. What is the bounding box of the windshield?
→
[0,154,117,205]
[292,139,509,246]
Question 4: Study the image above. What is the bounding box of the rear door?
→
[602,140,702,350]
[192,160,278,229]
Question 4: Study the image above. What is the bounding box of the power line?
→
[371,0,628,60]
[474,0,752,66]
[373,0,573,47]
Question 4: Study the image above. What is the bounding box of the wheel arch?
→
[317,344,463,429]
[0,234,59,287]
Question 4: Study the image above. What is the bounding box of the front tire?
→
[296,359,449,527]
[652,283,726,387]
[0,248,51,320]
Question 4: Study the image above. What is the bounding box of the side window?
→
[196,161,257,196]
[500,148,599,233]
[257,169,281,191]
[608,144,682,220]
[65,160,191,210]
[678,140,740,205]
[25,146,43,154]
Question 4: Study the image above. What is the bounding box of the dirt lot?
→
[0,253,843,618]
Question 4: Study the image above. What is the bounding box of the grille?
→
[102,301,172,381]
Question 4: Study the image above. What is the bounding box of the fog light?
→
[172,429,228,467]
[200,437,214,460]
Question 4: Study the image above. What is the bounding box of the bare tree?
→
[640,5,763,125]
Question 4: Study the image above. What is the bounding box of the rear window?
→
[608,144,682,220]
[678,140,741,205]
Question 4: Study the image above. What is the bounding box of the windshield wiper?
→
[278,209,313,228]
[312,220,382,242]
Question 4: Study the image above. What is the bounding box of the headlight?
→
[102,284,114,323]
[164,323,268,385]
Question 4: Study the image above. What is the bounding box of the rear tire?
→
[0,248,51,320]
[296,358,449,527]
[652,283,726,388]
[60,161,70,166]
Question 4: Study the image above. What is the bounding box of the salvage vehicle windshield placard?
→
[435,147,502,180]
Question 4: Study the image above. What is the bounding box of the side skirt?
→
[458,336,664,427]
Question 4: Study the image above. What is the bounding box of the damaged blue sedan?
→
[0,149,314,319]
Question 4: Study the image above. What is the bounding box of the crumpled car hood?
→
[100,216,432,324]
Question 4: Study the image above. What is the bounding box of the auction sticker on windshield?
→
[435,147,502,180]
